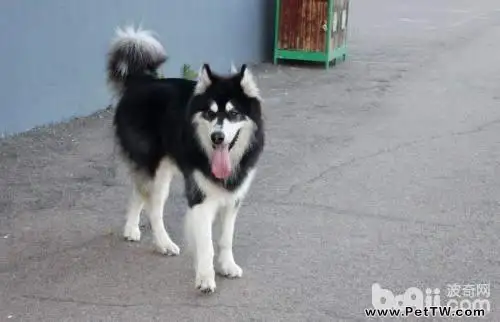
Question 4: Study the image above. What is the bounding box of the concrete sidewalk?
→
[2,0,500,321]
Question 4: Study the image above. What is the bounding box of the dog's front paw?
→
[195,273,216,294]
[154,234,180,256]
[123,225,141,241]
[217,260,243,278]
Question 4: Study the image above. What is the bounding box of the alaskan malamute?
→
[106,26,265,293]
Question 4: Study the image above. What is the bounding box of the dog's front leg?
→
[186,199,218,293]
[216,200,243,278]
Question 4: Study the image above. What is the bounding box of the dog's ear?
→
[239,64,247,75]
[239,64,261,100]
[194,63,213,94]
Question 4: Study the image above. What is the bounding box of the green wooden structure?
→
[273,0,349,69]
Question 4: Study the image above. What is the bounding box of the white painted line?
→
[449,12,489,28]
[448,9,471,14]
[398,18,429,24]
[349,60,412,66]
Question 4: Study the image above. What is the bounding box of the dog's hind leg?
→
[123,185,145,241]
[185,199,219,293]
[147,159,180,256]
[216,200,243,278]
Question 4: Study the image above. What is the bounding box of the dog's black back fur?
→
[114,76,197,176]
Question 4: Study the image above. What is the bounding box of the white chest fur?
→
[192,168,256,206]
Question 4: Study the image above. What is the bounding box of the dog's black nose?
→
[211,131,225,145]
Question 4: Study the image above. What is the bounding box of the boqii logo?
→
[367,283,491,318]
[371,283,439,310]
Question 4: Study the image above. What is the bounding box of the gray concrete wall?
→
[0,0,275,136]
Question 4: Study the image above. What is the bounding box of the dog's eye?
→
[203,110,216,119]
[228,110,239,118]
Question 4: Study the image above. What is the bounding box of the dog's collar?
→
[229,130,241,150]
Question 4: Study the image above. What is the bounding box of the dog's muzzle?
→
[210,130,240,150]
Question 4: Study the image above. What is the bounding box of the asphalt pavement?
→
[1,0,500,321]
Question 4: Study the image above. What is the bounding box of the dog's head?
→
[190,63,263,179]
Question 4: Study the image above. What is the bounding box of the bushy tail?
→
[106,26,167,96]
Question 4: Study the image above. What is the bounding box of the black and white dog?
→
[106,27,264,293]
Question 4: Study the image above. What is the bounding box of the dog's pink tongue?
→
[211,145,231,179]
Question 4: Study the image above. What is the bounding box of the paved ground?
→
[1,1,500,321]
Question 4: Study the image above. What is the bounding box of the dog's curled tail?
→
[106,26,167,96]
